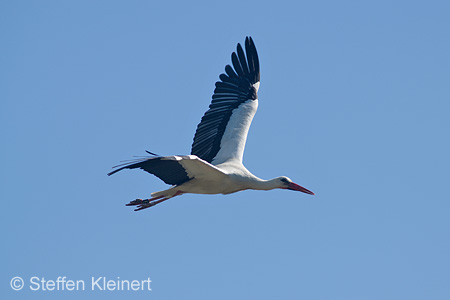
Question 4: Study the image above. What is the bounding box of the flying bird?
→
[108,37,314,211]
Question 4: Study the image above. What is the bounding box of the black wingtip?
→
[245,36,259,83]
[145,150,159,156]
[107,168,122,176]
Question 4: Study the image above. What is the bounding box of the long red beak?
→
[287,182,315,195]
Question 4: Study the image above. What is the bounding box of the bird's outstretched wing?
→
[191,36,260,165]
[108,155,226,186]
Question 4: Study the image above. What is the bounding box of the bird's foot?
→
[125,196,166,211]
[126,199,150,206]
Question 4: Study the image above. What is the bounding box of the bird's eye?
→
[280,178,288,183]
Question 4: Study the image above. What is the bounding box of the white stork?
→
[108,37,314,211]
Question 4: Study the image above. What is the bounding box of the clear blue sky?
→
[2,1,449,299]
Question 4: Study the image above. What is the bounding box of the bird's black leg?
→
[126,196,168,211]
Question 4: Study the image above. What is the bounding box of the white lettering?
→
[29,276,40,291]
[142,277,152,291]
[91,277,103,290]
[106,279,116,290]
[66,280,75,291]
[24,276,150,291]
[56,276,65,290]
[130,280,139,291]
[76,280,85,290]
[46,279,55,291]
[121,279,130,290]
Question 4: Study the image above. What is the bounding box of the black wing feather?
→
[247,37,260,83]
[108,157,190,186]
[231,52,245,77]
[236,43,249,75]
[191,36,260,163]
[225,65,238,78]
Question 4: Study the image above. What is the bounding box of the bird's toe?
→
[126,199,149,206]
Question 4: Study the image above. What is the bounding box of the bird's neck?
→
[250,178,281,191]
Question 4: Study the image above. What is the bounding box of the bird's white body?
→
[148,155,258,197]
[108,37,314,211]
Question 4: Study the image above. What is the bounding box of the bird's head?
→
[278,176,314,195]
